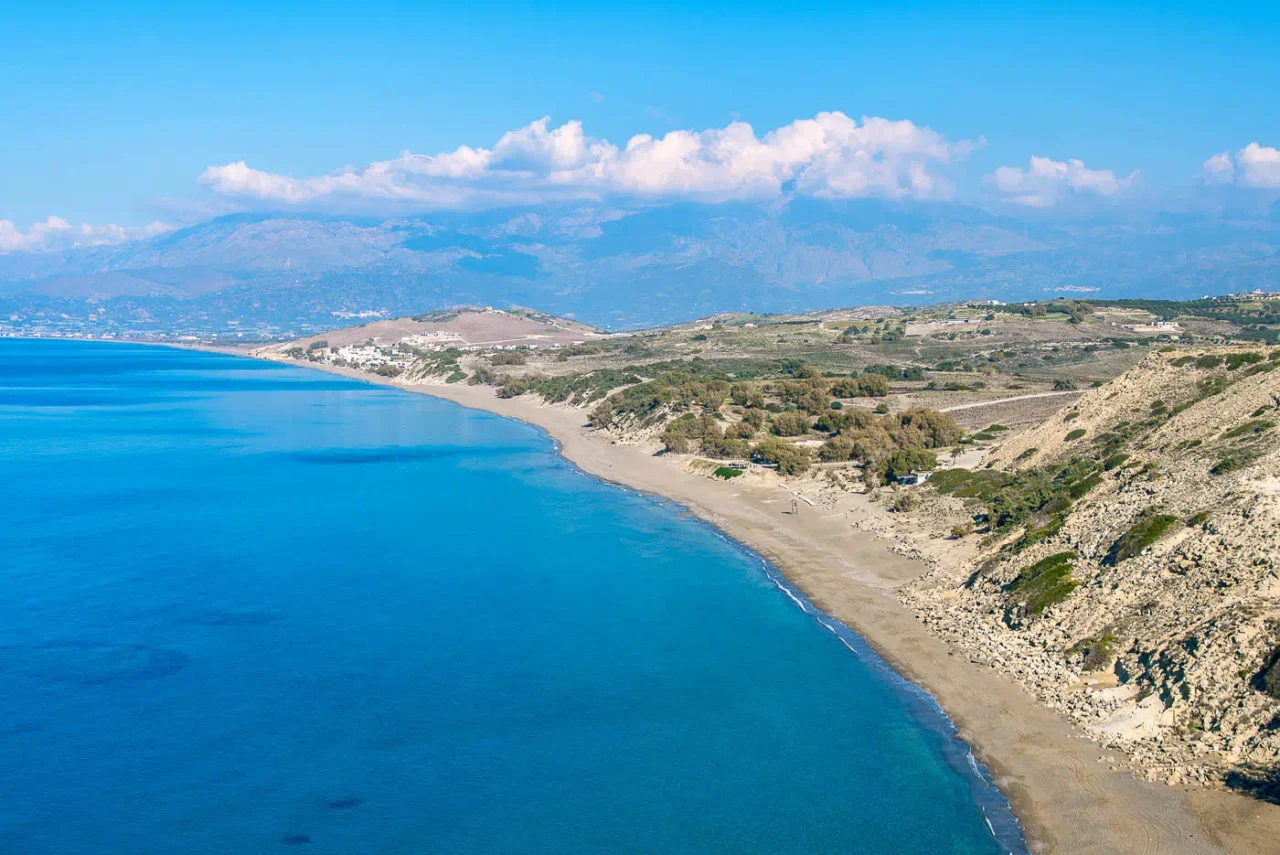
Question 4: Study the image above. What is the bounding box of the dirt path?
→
[940,390,1082,413]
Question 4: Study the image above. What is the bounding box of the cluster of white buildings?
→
[326,344,415,371]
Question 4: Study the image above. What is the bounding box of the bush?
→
[1007,551,1078,615]
[1065,429,1087,441]
[1225,351,1265,370]
[950,521,974,539]
[817,437,856,462]
[1053,379,1078,391]
[488,351,527,366]
[751,439,811,475]
[1069,633,1118,672]
[1103,452,1129,470]
[1104,512,1180,565]
[892,408,963,449]
[881,449,937,482]
[713,466,743,479]
[769,412,811,437]
[1211,449,1261,475]
[890,492,919,512]
[1221,420,1273,440]
[702,437,751,459]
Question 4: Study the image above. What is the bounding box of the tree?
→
[881,449,938,482]
[769,412,810,437]
[751,439,812,475]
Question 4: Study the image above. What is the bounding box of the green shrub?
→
[1225,352,1265,370]
[1007,551,1078,615]
[1103,452,1129,470]
[751,439,811,475]
[1065,429,1087,441]
[1221,420,1273,440]
[1185,511,1211,528]
[713,466,744,479]
[1104,512,1180,565]
[1069,632,1118,672]
[881,449,937,482]
[1211,449,1260,475]
[769,412,811,437]
[817,437,856,462]
[1067,473,1103,499]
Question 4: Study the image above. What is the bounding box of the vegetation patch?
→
[1211,449,1262,475]
[1225,351,1265,370]
[1185,511,1211,528]
[1103,452,1130,470]
[1221,420,1274,441]
[1104,511,1181,565]
[1007,551,1079,615]
[1068,632,1119,672]
[750,439,811,475]
[1065,428,1087,441]
[713,466,744,480]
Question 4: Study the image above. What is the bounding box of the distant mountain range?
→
[2,200,1277,335]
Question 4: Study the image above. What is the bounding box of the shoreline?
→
[30,336,1276,852]
[242,356,1280,854]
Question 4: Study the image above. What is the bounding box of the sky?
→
[2,1,1278,249]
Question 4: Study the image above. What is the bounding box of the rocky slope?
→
[902,347,1280,795]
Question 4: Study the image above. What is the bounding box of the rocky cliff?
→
[903,347,1280,795]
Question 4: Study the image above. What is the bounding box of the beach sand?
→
[255,356,1279,854]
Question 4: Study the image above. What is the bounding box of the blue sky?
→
[2,1,1278,239]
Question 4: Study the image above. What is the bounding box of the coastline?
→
[116,340,1280,853]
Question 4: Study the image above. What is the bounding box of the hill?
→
[903,347,1280,796]
[3,202,1279,338]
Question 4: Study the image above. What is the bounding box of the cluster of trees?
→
[812,407,961,479]
[660,414,752,458]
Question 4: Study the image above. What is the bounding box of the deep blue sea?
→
[0,339,1023,854]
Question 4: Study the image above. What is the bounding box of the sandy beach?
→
[250,355,1279,854]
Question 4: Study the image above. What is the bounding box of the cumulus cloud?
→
[0,217,173,254]
[199,113,978,210]
[986,156,1138,207]
[1201,143,1280,189]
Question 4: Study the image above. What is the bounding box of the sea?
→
[0,339,1025,854]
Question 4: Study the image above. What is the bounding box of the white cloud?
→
[986,156,1138,207]
[0,217,173,254]
[199,113,978,210]
[1200,151,1235,184]
[1202,143,1280,189]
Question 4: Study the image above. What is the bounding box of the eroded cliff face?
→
[903,348,1280,791]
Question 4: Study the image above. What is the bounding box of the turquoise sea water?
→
[0,339,1023,854]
